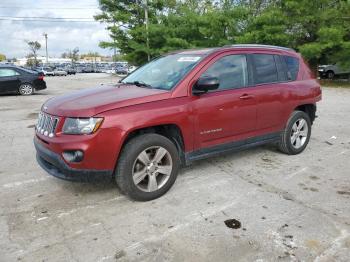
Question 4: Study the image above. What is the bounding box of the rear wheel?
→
[115,133,180,201]
[326,70,335,79]
[278,111,311,155]
[19,83,34,95]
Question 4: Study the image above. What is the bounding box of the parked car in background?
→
[53,68,68,76]
[318,64,350,79]
[115,66,128,75]
[82,66,94,73]
[35,67,55,76]
[34,45,321,201]
[65,67,77,75]
[128,66,138,74]
[0,65,46,95]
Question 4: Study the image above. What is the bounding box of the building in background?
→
[15,56,71,66]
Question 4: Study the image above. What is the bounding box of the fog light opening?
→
[62,150,84,163]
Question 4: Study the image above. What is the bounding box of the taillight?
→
[38,75,44,80]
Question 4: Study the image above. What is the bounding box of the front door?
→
[191,54,257,149]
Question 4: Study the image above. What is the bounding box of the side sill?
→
[185,132,281,164]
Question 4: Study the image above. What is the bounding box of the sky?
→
[0,0,113,58]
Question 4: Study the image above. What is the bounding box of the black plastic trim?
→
[185,132,280,164]
[34,137,113,182]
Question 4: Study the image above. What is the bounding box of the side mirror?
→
[193,76,219,95]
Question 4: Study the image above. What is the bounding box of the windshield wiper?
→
[124,81,153,88]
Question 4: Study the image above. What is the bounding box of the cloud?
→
[0,0,113,58]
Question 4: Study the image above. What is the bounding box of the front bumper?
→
[34,137,113,182]
[318,70,327,77]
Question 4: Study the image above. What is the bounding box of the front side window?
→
[0,69,20,77]
[284,56,299,81]
[122,54,203,90]
[252,54,278,84]
[200,55,248,90]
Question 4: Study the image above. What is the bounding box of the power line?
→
[0,7,98,9]
[0,18,98,23]
[0,5,97,9]
[0,16,95,20]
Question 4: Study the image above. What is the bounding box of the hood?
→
[318,65,332,68]
[43,84,170,117]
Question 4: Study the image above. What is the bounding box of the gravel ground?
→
[0,73,349,262]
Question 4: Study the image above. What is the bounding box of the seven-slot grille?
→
[36,112,59,137]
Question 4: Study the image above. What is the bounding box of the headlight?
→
[318,69,324,72]
[62,117,103,135]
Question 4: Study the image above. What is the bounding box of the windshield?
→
[122,54,203,90]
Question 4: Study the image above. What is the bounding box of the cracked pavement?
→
[0,74,349,261]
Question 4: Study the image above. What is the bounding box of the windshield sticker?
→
[177,56,201,62]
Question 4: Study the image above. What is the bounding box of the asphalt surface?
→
[0,73,349,262]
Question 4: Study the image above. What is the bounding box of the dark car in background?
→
[115,66,128,75]
[66,67,77,75]
[0,65,46,95]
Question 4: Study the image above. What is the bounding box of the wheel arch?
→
[294,104,316,124]
[119,124,186,168]
[326,70,335,79]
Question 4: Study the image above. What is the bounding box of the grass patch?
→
[320,79,350,88]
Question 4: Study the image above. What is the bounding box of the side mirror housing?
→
[193,76,219,95]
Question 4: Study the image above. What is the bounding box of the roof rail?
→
[224,44,294,52]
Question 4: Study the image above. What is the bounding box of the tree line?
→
[95,0,350,68]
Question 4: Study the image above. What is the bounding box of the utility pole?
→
[143,0,150,61]
[113,21,117,62]
[43,33,48,64]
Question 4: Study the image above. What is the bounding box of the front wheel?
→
[115,134,180,201]
[278,111,311,155]
[19,83,34,95]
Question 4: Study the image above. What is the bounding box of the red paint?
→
[35,46,321,172]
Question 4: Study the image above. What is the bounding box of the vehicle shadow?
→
[179,143,279,175]
[51,143,279,196]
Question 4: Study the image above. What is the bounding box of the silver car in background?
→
[53,68,68,76]
[318,64,350,79]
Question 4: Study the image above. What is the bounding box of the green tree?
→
[26,57,37,67]
[69,47,80,64]
[26,40,41,66]
[95,0,350,67]
[0,53,6,61]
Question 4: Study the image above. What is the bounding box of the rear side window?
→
[201,54,248,90]
[284,56,299,81]
[0,69,20,77]
[252,54,278,84]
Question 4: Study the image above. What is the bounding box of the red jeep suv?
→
[34,44,322,201]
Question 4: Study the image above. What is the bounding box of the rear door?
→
[191,53,257,149]
[249,53,287,132]
[0,68,21,93]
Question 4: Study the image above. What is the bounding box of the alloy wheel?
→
[132,146,173,192]
[19,84,33,95]
[290,118,308,149]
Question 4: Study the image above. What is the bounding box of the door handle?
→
[239,94,254,100]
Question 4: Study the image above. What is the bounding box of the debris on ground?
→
[224,219,241,229]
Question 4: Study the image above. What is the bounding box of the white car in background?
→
[128,66,138,73]
[53,68,68,76]
[36,67,55,76]
[318,64,350,79]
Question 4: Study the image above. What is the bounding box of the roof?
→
[173,44,295,56]
[226,44,294,51]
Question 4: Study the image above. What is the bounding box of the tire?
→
[18,83,34,95]
[278,111,311,155]
[115,133,180,201]
[326,70,335,79]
